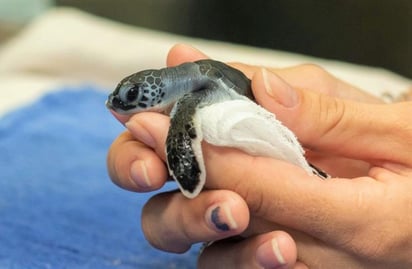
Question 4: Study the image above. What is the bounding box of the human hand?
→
[107,44,412,268]
[201,70,412,268]
[241,65,412,268]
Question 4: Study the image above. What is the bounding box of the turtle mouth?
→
[106,94,136,114]
[105,98,114,109]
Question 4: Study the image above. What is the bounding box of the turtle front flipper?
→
[166,91,207,199]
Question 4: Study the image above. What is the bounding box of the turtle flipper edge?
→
[166,92,206,198]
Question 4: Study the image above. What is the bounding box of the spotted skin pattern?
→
[166,91,204,193]
[106,60,328,198]
[132,70,166,108]
[108,69,166,111]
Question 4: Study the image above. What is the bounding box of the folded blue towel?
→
[0,87,197,268]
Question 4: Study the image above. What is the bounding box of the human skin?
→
[107,44,412,268]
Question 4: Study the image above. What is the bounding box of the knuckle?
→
[106,145,125,186]
[106,131,134,185]
[232,156,270,217]
[141,196,163,249]
[320,95,347,133]
[299,63,332,82]
[377,103,412,165]
[299,63,327,75]
[393,103,412,138]
[230,158,255,201]
[141,194,191,253]
[297,63,339,94]
[198,241,256,269]
[296,90,348,148]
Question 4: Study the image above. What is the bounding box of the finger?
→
[252,68,412,166]
[107,130,168,192]
[246,217,370,269]
[165,44,257,81]
[198,231,301,269]
[166,44,209,67]
[204,142,412,265]
[125,112,170,161]
[305,151,371,178]
[141,190,249,253]
[381,162,412,177]
[109,109,132,125]
[228,63,383,104]
[270,64,383,104]
[202,142,389,249]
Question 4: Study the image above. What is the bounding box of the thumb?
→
[166,44,208,67]
[252,68,412,166]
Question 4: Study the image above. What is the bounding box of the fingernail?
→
[256,238,286,268]
[130,160,152,188]
[205,203,238,232]
[262,68,298,108]
[125,120,155,148]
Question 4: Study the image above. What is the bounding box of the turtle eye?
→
[126,86,139,102]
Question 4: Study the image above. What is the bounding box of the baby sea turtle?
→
[106,59,328,198]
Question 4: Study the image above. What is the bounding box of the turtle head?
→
[106,70,167,115]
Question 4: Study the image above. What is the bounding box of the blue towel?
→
[0,87,198,268]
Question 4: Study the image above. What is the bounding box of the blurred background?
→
[0,2,410,268]
[0,0,411,78]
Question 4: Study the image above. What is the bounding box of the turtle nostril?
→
[111,97,123,108]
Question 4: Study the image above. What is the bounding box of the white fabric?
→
[0,7,411,116]
[200,99,312,174]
